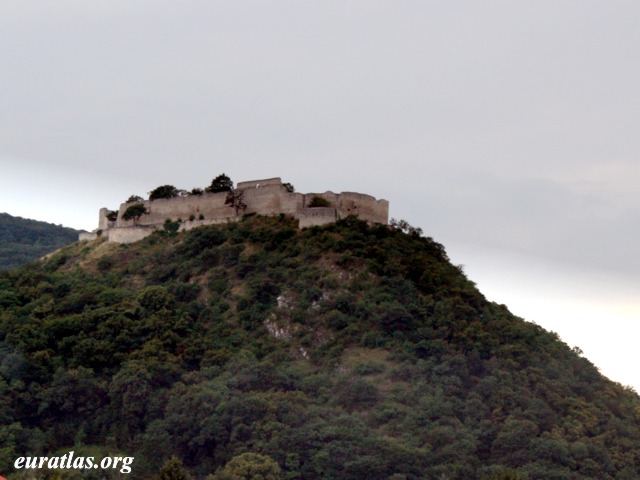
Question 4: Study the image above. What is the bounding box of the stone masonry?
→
[80,177,389,244]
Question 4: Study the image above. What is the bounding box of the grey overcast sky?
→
[1,1,639,387]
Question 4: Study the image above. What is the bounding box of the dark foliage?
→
[308,196,330,208]
[206,174,234,193]
[283,182,295,193]
[105,210,119,222]
[149,185,180,201]
[123,204,150,224]
[0,213,80,269]
[1,216,639,479]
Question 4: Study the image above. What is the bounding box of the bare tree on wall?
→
[225,189,247,216]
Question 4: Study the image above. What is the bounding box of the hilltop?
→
[1,215,639,479]
[0,213,80,269]
[85,176,388,243]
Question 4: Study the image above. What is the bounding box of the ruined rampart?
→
[84,177,388,244]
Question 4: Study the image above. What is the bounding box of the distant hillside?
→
[1,215,639,479]
[0,213,80,269]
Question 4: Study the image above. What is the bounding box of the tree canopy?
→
[282,182,295,193]
[1,215,640,479]
[308,196,330,207]
[211,453,281,480]
[206,174,234,193]
[123,203,149,224]
[149,185,180,200]
[0,213,79,269]
[105,210,119,222]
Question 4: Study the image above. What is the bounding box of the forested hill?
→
[1,215,639,480]
[0,213,80,269]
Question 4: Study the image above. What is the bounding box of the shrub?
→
[176,226,227,258]
[353,361,386,375]
[308,196,330,208]
[105,210,119,222]
[137,285,174,312]
[389,217,423,236]
[97,256,113,272]
[168,282,201,302]
[163,219,180,235]
[336,378,380,409]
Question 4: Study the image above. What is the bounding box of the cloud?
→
[1,0,639,274]
[394,165,640,275]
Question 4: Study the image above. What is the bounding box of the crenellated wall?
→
[82,178,389,244]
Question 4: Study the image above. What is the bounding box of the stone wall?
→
[88,177,388,244]
[177,216,241,232]
[237,177,284,189]
[107,226,157,244]
[79,232,98,241]
[115,192,230,228]
[302,191,388,224]
[295,207,338,228]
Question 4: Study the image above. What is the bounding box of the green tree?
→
[126,195,143,203]
[108,362,154,444]
[137,285,174,313]
[308,196,330,207]
[149,185,180,200]
[105,210,119,222]
[37,367,107,445]
[389,218,423,236]
[481,467,528,480]
[0,423,21,471]
[211,453,281,480]
[158,456,192,480]
[123,204,149,225]
[206,174,234,193]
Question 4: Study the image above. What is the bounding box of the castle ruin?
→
[80,177,389,244]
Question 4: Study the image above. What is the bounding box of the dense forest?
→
[0,213,80,269]
[0,215,639,479]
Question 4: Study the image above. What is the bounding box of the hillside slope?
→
[0,213,80,269]
[0,215,639,479]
